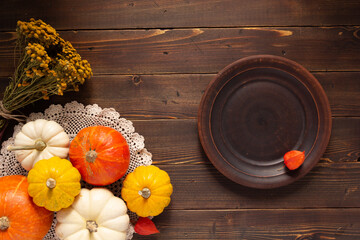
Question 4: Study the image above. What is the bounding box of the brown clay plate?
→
[198,55,332,189]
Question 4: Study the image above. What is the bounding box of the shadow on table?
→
[203,159,320,209]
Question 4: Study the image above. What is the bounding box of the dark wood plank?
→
[316,72,360,117]
[141,118,360,209]
[0,2,358,240]
[134,118,360,166]
[135,118,360,209]
[133,209,360,239]
[1,27,360,76]
[158,162,360,209]
[0,74,209,120]
[1,116,357,209]
[322,118,360,163]
[1,0,360,31]
[0,108,358,167]
[0,73,359,120]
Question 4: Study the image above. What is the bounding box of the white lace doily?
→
[0,101,153,240]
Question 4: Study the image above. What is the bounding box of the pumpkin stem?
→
[86,220,98,233]
[46,178,57,189]
[85,150,98,163]
[139,187,151,199]
[7,139,47,151]
[0,216,9,231]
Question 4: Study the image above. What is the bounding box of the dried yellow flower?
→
[0,18,93,130]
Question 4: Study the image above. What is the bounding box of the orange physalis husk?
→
[284,150,305,170]
[134,217,160,235]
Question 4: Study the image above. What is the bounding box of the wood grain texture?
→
[133,209,360,240]
[1,27,360,76]
[0,72,359,118]
[0,1,359,239]
[138,118,360,208]
[1,0,360,31]
[0,114,357,209]
[157,162,360,209]
[133,118,360,166]
[316,72,360,117]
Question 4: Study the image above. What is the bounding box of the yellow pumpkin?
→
[27,156,81,211]
[121,165,173,217]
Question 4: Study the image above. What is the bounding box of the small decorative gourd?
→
[121,165,173,217]
[0,175,54,240]
[56,188,129,240]
[27,156,81,211]
[7,119,70,171]
[69,126,130,186]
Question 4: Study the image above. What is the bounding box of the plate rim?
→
[198,55,332,189]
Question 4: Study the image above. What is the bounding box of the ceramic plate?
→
[198,55,332,189]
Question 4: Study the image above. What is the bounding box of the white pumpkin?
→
[7,119,69,170]
[56,188,130,240]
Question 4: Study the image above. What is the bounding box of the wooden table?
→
[1,1,360,239]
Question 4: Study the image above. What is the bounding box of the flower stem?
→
[139,188,151,199]
[0,216,9,231]
[46,178,57,189]
[7,139,46,151]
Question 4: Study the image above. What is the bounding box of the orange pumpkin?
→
[0,175,53,240]
[69,126,130,186]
